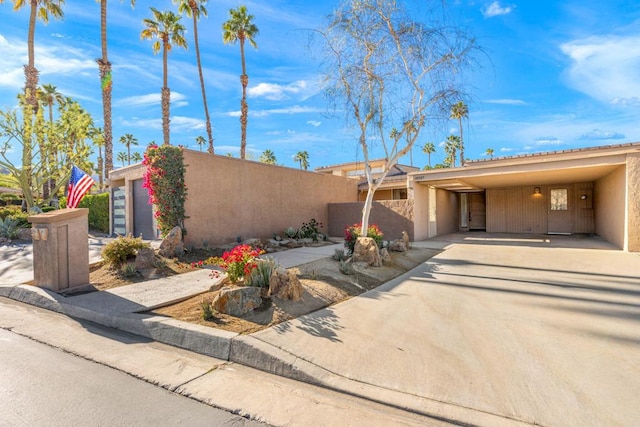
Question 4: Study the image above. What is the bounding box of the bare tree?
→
[316,0,476,235]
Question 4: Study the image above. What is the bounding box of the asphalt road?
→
[0,328,265,426]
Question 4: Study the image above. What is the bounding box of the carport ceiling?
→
[418,163,622,191]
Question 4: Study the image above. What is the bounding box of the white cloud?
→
[115,92,187,107]
[485,98,526,105]
[482,1,515,18]
[534,136,563,146]
[579,129,625,140]
[226,105,324,118]
[248,80,317,101]
[307,120,321,127]
[561,34,640,106]
[500,147,514,152]
[121,115,203,131]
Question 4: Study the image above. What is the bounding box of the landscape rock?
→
[269,267,302,301]
[380,247,391,263]
[286,240,303,249]
[389,240,407,252]
[159,226,184,257]
[135,247,156,270]
[212,286,262,316]
[353,237,382,267]
[18,228,32,241]
[299,238,314,245]
[401,231,411,250]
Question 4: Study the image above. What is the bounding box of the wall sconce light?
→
[534,187,541,195]
[580,194,588,200]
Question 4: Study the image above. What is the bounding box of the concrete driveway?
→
[248,234,640,426]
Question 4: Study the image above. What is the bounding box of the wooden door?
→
[469,192,486,230]
[548,188,572,234]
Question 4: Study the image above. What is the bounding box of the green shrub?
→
[0,206,29,228]
[246,257,277,288]
[200,299,215,321]
[61,193,109,233]
[298,218,324,241]
[119,263,138,278]
[284,226,297,239]
[332,248,348,261]
[101,235,151,268]
[344,223,384,255]
[0,217,20,239]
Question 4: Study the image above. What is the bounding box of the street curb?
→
[0,284,237,361]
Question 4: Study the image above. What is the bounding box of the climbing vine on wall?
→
[142,144,187,237]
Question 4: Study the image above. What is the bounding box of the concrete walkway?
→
[2,234,639,425]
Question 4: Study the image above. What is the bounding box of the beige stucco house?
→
[408,142,640,252]
[316,159,419,201]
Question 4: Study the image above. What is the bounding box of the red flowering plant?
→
[344,223,384,255]
[210,244,264,283]
[142,144,187,237]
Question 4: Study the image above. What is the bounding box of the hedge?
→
[60,193,110,233]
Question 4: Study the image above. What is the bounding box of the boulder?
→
[401,231,411,250]
[212,286,262,316]
[286,240,303,249]
[17,228,32,241]
[135,247,156,270]
[269,267,302,301]
[389,240,407,252]
[159,226,183,258]
[353,237,382,267]
[380,247,391,263]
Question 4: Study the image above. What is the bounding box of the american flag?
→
[67,165,95,209]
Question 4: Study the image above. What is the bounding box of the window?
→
[393,189,407,199]
[550,189,568,210]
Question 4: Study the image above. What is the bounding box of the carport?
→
[409,143,640,252]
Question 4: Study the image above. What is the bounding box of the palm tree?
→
[0,0,64,111]
[89,126,105,190]
[194,135,206,151]
[222,5,258,160]
[445,135,461,168]
[131,152,143,163]
[485,148,494,159]
[97,0,136,180]
[450,101,468,166]
[119,133,138,165]
[38,84,63,123]
[116,151,127,167]
[422,142,435,168]
[294,151,309,170]
[141,8,187,145]
[260,149,277,165]
[174,0,214,154]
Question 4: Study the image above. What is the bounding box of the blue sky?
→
[0,0,639,170]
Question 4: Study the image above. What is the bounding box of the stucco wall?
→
[626,154,640,251]
[412,182,431,240]
[182,150,357,247]
[327,200,414,241]
[594,166,626,250]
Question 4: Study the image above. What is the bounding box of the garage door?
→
[132,179,155,240]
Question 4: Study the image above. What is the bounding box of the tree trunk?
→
[162,87,171,145]
[459,117,464,167]
[239,39,248,159]
[191,11,214,154]
[99,0,114,178]
[26,1,39,112]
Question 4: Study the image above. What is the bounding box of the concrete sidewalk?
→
[2,234,639,425]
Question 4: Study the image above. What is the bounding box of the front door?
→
[469,192,486,230]
[548,188,572,234]
[133,179,155,239]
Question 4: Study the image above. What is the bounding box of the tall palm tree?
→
[485,148,494,159]
[422,142,435,168]
[222,5,258,160]
[116,151,127,167]
[194,135,206,151]
[0,0,64,111]
[141,8,187,145]
[97,0,136,180]
[450,101,468,166]
[119,133,138,165]
[90,126,105,189]
[38,83,63,123]
[445,135,460,168]
[260,149,276,164]
[131,151,143,163]
[174,0,214,154]
[294,151,309,170]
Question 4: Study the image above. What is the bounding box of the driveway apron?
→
[250,237,640,426]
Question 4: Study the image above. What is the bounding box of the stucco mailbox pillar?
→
[28,208,90,291]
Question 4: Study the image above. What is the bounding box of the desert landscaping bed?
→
[147,247,439,334]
